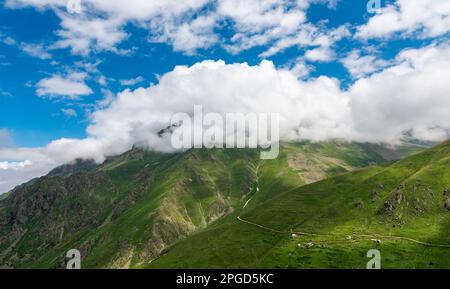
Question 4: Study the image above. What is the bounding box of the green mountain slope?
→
[147,140,450,269]
[0,141,386,268]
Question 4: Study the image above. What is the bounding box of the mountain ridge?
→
[0,141,392,268]
[147,139,450,268]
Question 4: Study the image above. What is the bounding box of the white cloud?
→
[1,42,450,193]
[61,108,77,117]
[0,59,351,193]
[357,0,450,39]
[96,89,116,109]
[1,36,16,46]
[87,59,351,149]
[286,58,313,79]
[5,0,210,55]
[74,60,110,88]
[150,14,218,54]
[218,0,307,53]
[0,33,52,60]
[4,0,349,56]
[348,42,450,143]
[19,42,52,59]
[0,160,32,170]
[120,76,144,86]
[51,13,129,56]
[304,46,335,62]
[341,49,391,78]
[36,72,93,99]
[98,75,107,86]
[259,24,350,59]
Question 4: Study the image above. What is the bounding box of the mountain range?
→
[0,140,448,269]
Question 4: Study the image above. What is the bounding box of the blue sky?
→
[0,0,449,192]
[0,0,399,147]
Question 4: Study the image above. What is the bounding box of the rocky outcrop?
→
[378,185,404,216]
[445,198,450,211]
[0,170,120,266]
[370,184,384,202]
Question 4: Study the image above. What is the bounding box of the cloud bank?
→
[1,41,450,193]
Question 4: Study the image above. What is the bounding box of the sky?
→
[0,0,450,193]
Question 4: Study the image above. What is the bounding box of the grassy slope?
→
[148,141,450,269]
[0,141,385,268]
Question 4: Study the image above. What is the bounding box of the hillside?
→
[147,140,450,269]
[0,141,386,268]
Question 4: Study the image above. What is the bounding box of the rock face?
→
[370,184,384,202]
[445,198,450,211]
[370,189,379,202]
[444,189,450,211]
[0,142,390,269]
[0,171,122,266]
[0,148,258,268]
[379,185,404,215]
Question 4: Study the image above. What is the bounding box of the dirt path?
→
[238,163,450,248]
[237,215,450,248]
[238,160,450,249]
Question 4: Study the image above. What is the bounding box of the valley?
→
[0,140,448,269]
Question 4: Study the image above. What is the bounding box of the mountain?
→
[147,140,450,269]
[0,141,388,268]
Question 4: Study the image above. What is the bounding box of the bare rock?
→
[370,189,379,202]
[378,187,403,215]
[354,200,363,208]
[305,242,315,249]
[445,198,450,211]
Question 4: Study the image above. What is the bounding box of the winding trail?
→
[237,215,450,248]
[238,167,450,249]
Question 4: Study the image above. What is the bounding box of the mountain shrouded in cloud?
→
[0,41,449,193]
[2,0,450,272]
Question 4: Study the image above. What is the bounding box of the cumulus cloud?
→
[357,0,450,39]
[150,14,218,54]
[51,13,130,56]
[285,58,313,79]
[348,42,450,143]
[36,72,93,99]
[341,49,391,78]
[87,59,351,151]
[1,42,450,193]
[304,46,335,62]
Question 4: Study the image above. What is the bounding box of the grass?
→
[2,141,437,268]
[146,141,450,269]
